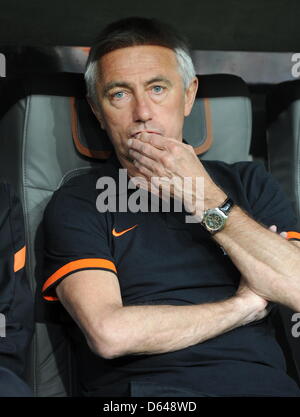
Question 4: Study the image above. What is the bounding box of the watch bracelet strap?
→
[218,197,234,216]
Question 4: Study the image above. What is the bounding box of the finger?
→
[128,138,164,162]
[129,175,150,192]
[130,150,166,176]
[138,132,172,150]
[132,157,155,178]
[268,225,287,239]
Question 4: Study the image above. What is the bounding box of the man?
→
[42,17,300,396]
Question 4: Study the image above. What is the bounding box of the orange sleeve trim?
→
[14,246,26,272]
[42,258,117,297]
[43,295,59,302]
[287,231,300,241]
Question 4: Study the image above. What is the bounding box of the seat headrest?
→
[70,96,113,159]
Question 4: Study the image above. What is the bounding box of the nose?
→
[132,93,153,123]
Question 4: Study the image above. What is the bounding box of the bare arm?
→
[212,204,300,312]
[56,269,268,360]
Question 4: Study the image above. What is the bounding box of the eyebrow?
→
[102,76,172,96]
[145,77,172,87]
[103,81,131,96]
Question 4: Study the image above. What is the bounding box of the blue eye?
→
[152,85,164,94]
[112,91,125,99]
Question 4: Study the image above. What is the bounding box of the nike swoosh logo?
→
[112,224,138,237]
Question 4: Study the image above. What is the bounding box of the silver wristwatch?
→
[201,197,234,234]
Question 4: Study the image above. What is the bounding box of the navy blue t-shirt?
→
[42,154,300,397]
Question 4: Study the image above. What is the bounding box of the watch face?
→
[206,213,224,229]
[204,209,226,232]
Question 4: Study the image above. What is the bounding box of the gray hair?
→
[84,17,196,109]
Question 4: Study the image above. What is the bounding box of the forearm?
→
[214,205,300,311]
[101,296,263,358]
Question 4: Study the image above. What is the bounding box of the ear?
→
[86,96,105,129]
[184,77,198,117]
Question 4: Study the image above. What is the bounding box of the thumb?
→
[269,225,277,233]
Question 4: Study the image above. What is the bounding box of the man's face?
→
[91,45,198,163]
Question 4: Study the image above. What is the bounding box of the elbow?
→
[87,318,127,360]
[88,338,116,360]
[92,342,121,360]
[97,339,124,360]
